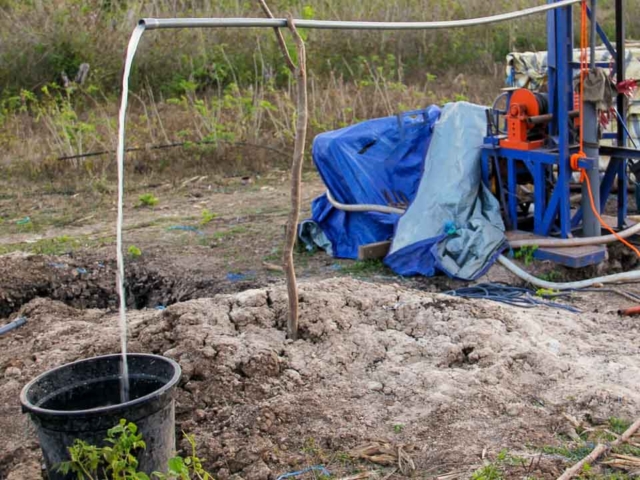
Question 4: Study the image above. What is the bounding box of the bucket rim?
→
[19,353,181,418]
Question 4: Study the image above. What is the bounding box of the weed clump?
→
[58,419,213,480]
[138,194,159,208]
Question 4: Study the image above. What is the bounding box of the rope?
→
[444,283,580,313]
[571,0,640,259]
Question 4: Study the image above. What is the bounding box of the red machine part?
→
[500,88,546,151]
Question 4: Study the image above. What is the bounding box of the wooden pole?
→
[282,17,307,340]
[256,1,308,340]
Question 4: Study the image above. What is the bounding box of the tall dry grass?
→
[1,0,612,95]
[1,0,638,185]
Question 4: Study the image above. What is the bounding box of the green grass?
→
[137,193,159,208]
[340,259,390,277]
[200,209,218,226]
[608,417,632,435]
[470,450,528,480]
[541,443,595,462]
[212,225,249,240]
[0,234,114,256]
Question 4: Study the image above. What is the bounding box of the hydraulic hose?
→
[325,190,640,290]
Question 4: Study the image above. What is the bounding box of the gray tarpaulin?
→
[384,102,506,280]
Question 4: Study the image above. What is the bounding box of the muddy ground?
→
[2,276,640,480]
[1,172,640,479]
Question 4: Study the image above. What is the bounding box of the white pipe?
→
[324,189,640,289]
[326,190,405,215]
[326,188,640,250]
[509,220,640,248]
[140,1,581,31]
[498,255,640,290]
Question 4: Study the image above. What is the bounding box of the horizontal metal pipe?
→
[528,110,579,125]
[140,0,580,31]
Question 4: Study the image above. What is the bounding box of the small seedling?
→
[57,419,213,480]
[535,288,559,297]
[393,424,404,434]
[138,193,159,208]
[471,463,503,480]
[58,419,147,479]
[154,433,214,480]
[199,209,217,226]
[539,270,561,282]
[128,245,142,258]
[514,245,539,266]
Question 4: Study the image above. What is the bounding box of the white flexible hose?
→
[509,221,640,248]
[326,189,640,250]
[326,190,405,215]
[498,255,640,290]
[324,190,640,289]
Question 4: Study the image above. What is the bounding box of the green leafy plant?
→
[393,424,404,434]
[153,433,214,480]
[535,288,559,297]
[57,420,213,480]
[199,209,217,226]
[128,245,142,258]
[514,245,539,266]
[138,194,159,208]
[470,449,527,480]
[58,419,148,480]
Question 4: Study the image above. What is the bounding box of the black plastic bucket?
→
[20,353,181,480]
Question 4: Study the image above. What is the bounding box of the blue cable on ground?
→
[444,283,580,313]
[0,317,27,336]
[167,225,204,235]
[276,465,331,480]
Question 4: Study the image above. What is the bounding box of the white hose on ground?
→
[325,190,405,215]
[497,255,640,290]
[324,190,640,290]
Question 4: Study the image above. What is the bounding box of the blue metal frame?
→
[481,0,630,242]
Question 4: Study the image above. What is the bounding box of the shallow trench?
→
[0,252,265,319]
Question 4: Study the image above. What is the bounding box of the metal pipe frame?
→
[140,0,581,31]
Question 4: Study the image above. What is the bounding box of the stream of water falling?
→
[116,23,146,404]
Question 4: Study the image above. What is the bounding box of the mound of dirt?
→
[1,278,639,479]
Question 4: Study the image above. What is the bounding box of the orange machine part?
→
[500,88,545,151]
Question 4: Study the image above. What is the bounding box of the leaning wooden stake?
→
[257,2,308,340]
[557,417,640,480]
[256,0,296,72]
[282,17,307,340]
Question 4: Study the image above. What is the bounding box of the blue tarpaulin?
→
[301,102,505,280]
[385,102,506,280]
[307,106,441,259]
